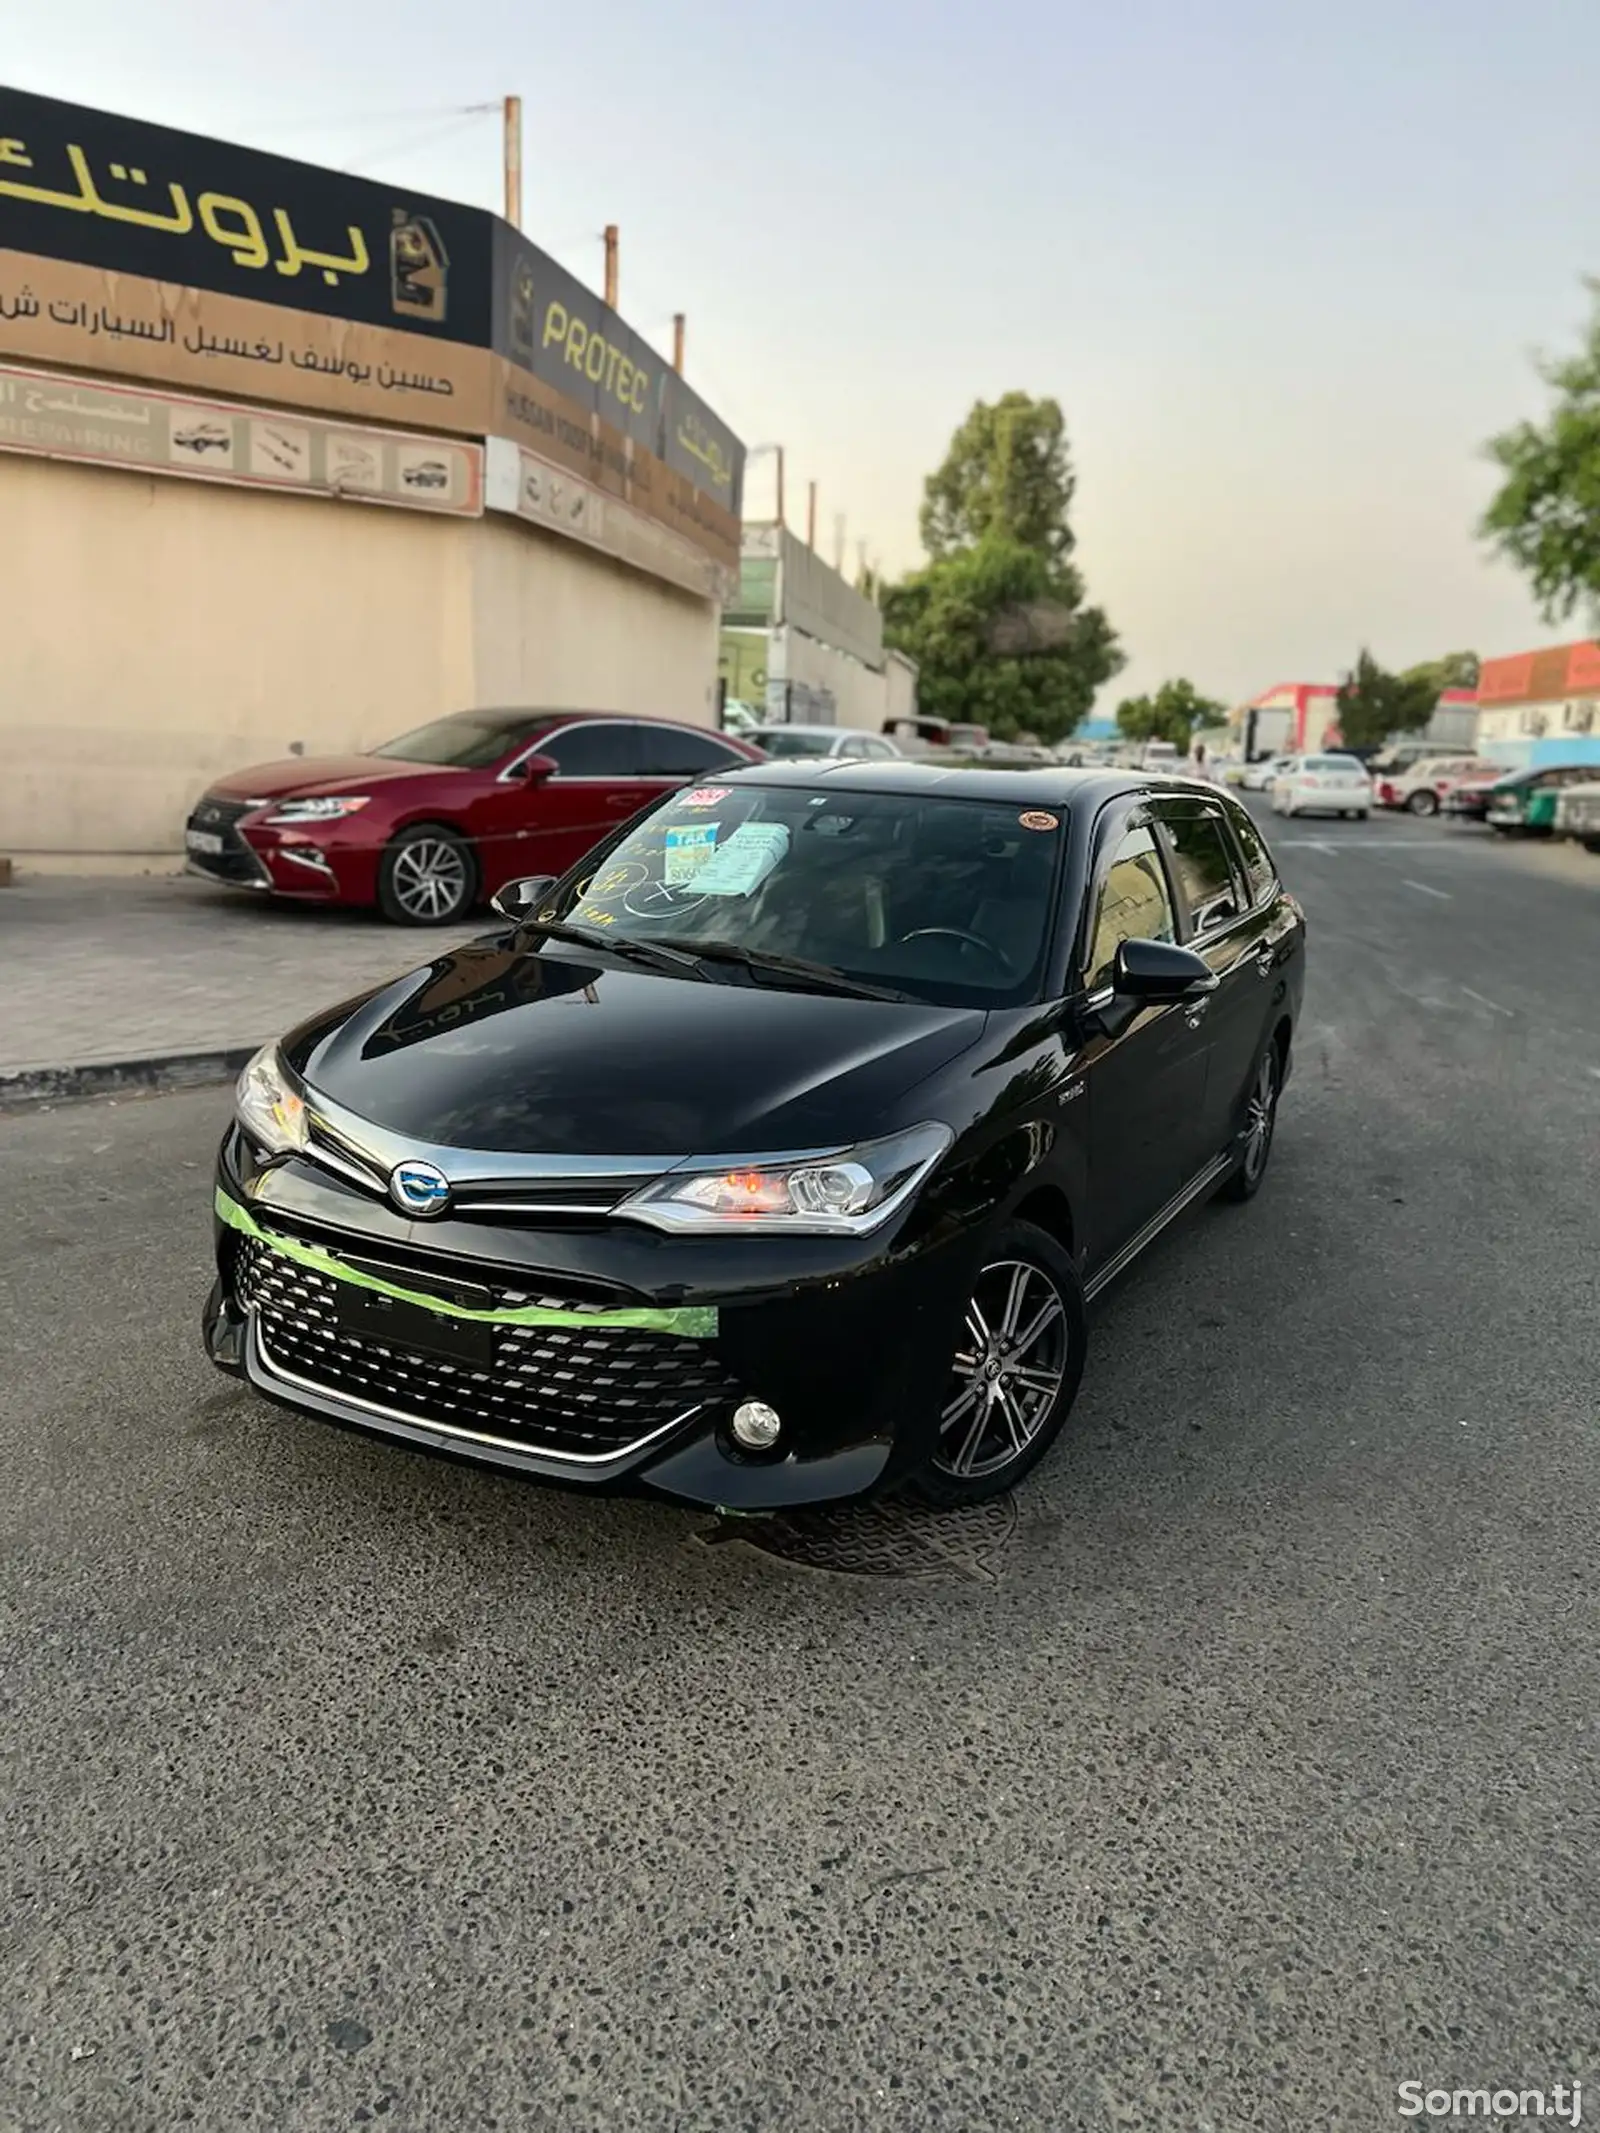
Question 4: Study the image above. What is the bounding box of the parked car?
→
[1365,739,1467,782]
[203,765,1306,1511]
[1373,756,1495,816]
[1485,764,1600,837]
[1440,767,1507,823]
[1270,753,1372,819]
[1554,781,1600,852]
[744,724,903,763]
[184,709,765,925]
[1239,754,1298,792]
[720,700,761,739]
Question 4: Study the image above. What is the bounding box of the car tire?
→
[909,1220,1088,1507]
[1407,789,1439,816]
[1220,1041,1281,1203]
[377,824,477,925]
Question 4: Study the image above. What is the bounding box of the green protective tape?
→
[216,1188,718,1339]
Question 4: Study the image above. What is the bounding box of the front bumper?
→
[184,799,381,905]
[203,1130,978,1510]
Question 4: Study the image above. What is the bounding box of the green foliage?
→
[1335,649,1438,751]
[1480,280,1600,625]
[920,393,1079,565]
[884,539,1121,744]
[884,393,1124,744]
[1401,650,1479,693]
[1115,678,1229,748]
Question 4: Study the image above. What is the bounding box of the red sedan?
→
[183,709,765,924]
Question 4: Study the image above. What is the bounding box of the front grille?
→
[235,1235,737,1460]
[186,796,268,884]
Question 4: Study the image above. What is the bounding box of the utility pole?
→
[806,481,817,549]
[603,225,619,310]
[833,513,846,572]
[502,96,522,229]
[774,446,786,528]
[672,314,685,373]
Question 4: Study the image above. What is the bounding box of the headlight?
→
[620,1122,953,1236]
[262,795,371,824]
[234,1043,309,1156]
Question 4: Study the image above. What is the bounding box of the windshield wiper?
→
[521,919,707,977]
[666,939,915,1003]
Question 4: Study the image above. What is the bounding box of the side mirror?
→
[1113,938,1219,1003]
[506,752,558,785]
[491,874,557,923]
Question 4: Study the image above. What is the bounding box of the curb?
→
[0,1045,255,1113]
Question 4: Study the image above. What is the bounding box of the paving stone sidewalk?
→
[3,873,485,1080]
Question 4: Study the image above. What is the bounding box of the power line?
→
[256,101,500,136]
[345,111,497,175]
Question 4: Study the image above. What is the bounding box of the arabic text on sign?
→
[0,137,370,286]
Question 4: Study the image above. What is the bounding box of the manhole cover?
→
[705,1494,1017,1583]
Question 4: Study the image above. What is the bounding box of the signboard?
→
[0,360,484,514]
[493,224,742,518]
[484,436,729,602]
[0,84,743,575]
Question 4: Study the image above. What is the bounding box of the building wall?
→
[468,513,720,723]
[767,625,886,732]
[0,455,718,857]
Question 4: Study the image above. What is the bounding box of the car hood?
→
[283,938,989,1158]
[208,755,457,800]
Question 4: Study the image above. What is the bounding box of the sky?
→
[5,0,1598,708]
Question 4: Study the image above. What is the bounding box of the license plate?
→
[186,829,224,854]
[339,1288,494,1366]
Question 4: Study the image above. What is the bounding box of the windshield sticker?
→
[691,821,790,897]
[663,822,720,884]
[681,786,731,808]
[1019,810,1060,832]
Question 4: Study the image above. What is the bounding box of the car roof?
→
[452,707,729,731]
[707,760,1238,809]
[748,723,851,739]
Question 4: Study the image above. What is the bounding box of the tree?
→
[1480,279,1600,626]
[1115,678,1229,749]
[883,535,1122,744]
[1402,651,1479,693]
[920,393,1079,568]
[1334,648,1438,751]
[884,394,1124,743]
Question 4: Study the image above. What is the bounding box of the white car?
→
[745,723,903,762]
[1271,752,1372,819]
[1373,755,1494,817]
[1239,753,1298,791]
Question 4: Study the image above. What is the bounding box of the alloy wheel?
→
[391,839,469,921]
[934,1259,1071,1481]
[1242,1050,1277,1184]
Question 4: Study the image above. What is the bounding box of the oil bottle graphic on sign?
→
[389,210,449,324]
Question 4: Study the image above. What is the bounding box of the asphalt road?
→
[3,807,1598,2133]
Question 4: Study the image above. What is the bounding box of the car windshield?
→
[371,712,545,767]
[748,730,835,758]
[547,781,1065,1008]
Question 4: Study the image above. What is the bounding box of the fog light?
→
[731,1400,782,1451]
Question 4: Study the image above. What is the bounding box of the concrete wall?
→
[0,456,719,857]
[767,625,887,732]
[468,514,720,724]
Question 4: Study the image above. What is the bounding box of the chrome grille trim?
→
[234,1234,736,1464]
